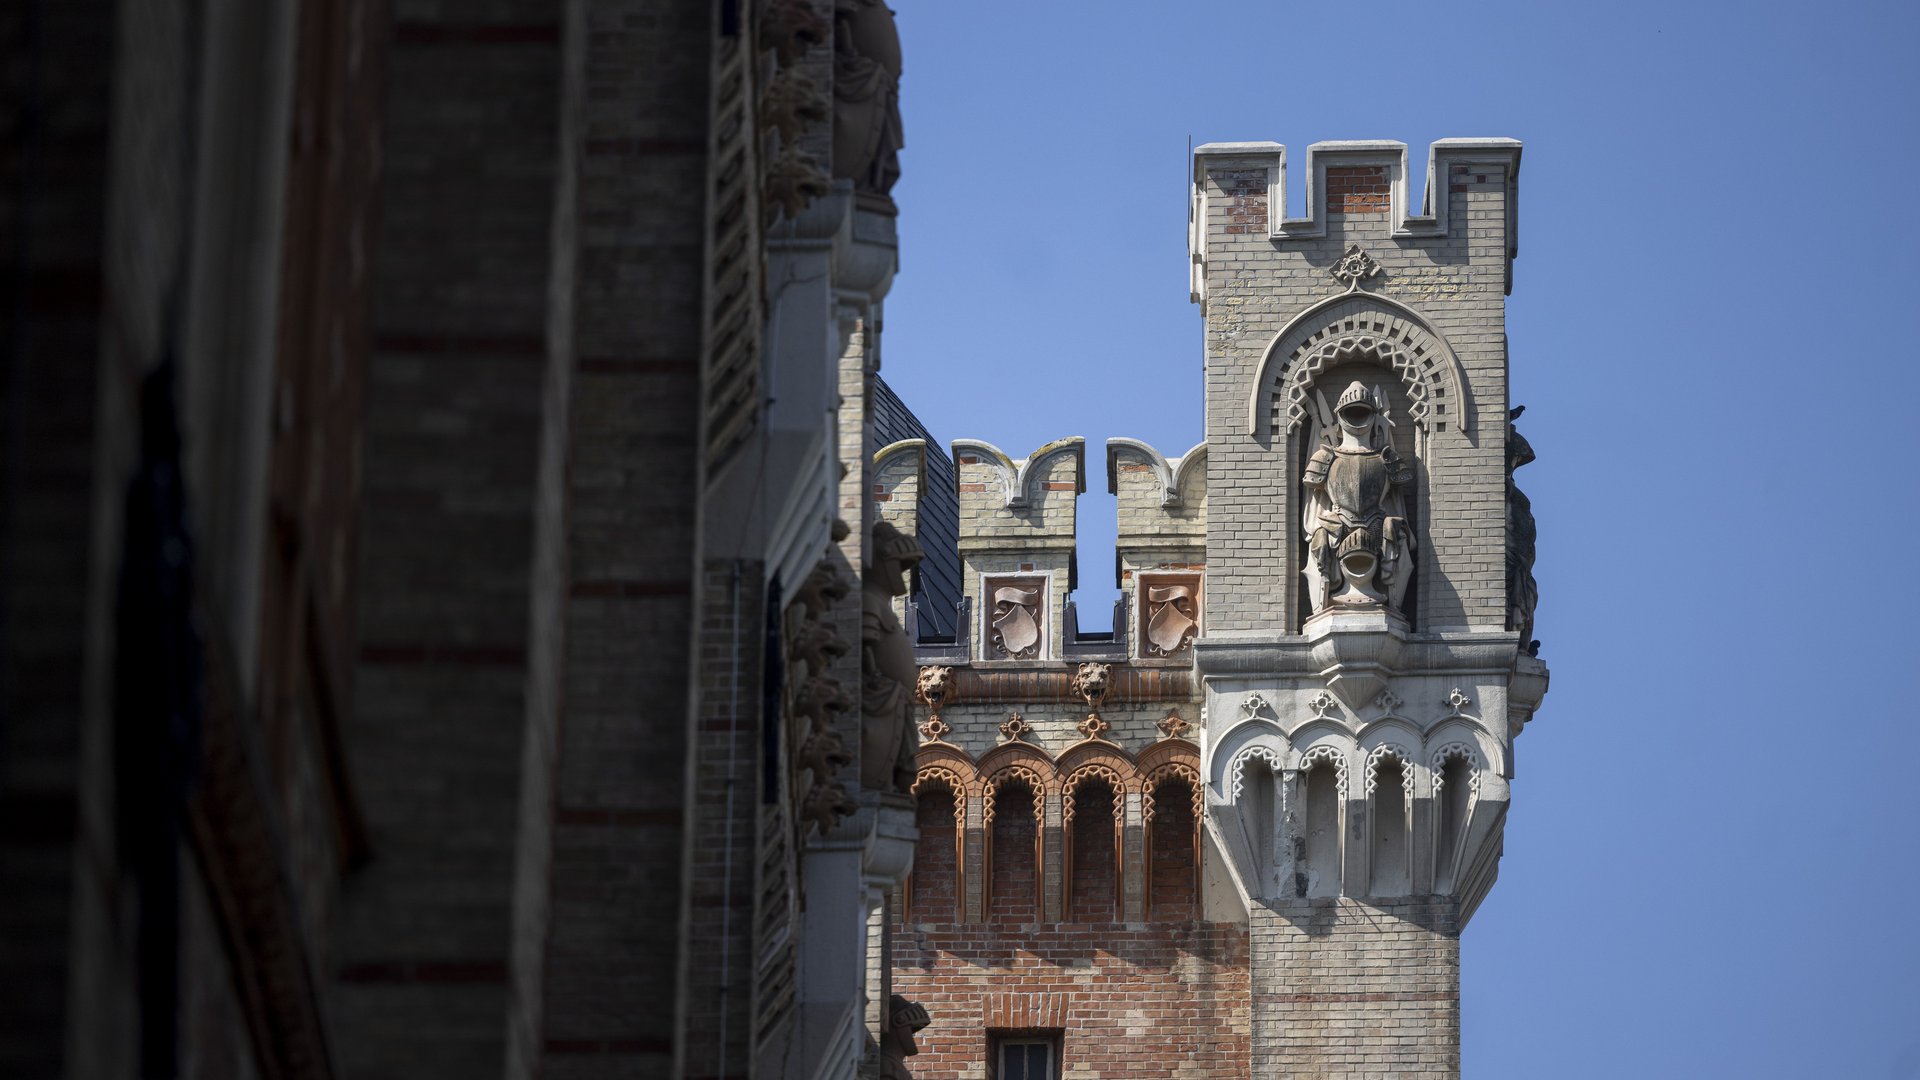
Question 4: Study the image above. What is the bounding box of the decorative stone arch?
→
[1428,741,1484,796]
[1423,716,1502,779]
[912,765,972,828]
[1141,759,1203,823]
[1363,743,1417,799]
[915,742,984,802]
[1296,743,1351,799]
[1355,715,1424,750]
[978,742,1058,825]
[909,762,970,924]
[1106,439,1209,509]
[1245,293,1475,443]
[1228,744,1285,799]
[1056,740,1139,793]
[950,436,1087,510]
[1060,763,1128,824]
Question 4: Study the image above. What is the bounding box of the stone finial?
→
[1157,708,1191,740]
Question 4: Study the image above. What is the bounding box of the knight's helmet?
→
[871,520,924,568]
[1335,380,1372,413]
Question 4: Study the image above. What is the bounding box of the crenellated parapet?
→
[1107,439,1207,662]
[1189,138,1521,310]
[952,437,1085,662]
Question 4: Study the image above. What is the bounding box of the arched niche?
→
[1246,294,1474,445]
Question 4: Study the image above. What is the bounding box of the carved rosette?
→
[788,558,857,834]
[1329,243,1381,291]
[1157,708,1192,740]
[998,711,1030,744]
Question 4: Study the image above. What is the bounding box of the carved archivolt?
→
[1298,744,1349,799]
[1430,742,1483,795]
[1061,764,1127,824]
[912,766,969,829]
[1364,744,1417,798]
[1142,761,1204,824]
[1230,746,1285,799]
[1248,297,1473,441]
[982,764,1048,826]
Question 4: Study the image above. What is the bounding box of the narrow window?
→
[988,777,1039,923]
[1369,758,1410,896]
[1148,775,1198,921]
[991,1032,1061,1080]
[908,779,958,923]
[1242,765,1277,896]
[1066,776,1117,923]
[1300,760,1341,898]
[1436,756,1472,892]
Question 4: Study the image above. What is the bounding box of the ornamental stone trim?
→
[1297,744,1349,799]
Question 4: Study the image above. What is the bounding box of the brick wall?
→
[1325,165,1390,214]
[893,924,1250,1080]
[1250,898,1460,1077]
[987,778,1040,924]
[336,2,561,1072]
[1065,780,1118,923]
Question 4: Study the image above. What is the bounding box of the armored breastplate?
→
[1326,447,1391,517]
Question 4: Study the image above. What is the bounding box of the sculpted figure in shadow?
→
[1506,405,1540,652]
[833,0,904,198]
[863,521,923,793]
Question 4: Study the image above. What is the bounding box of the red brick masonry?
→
[893,922,1250,1079]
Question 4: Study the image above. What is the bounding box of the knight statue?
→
[876,994,931,1079]
[862,521,923,793]
[1505,405,1539,652]
[832,0,904,199]
[1302,380,1416,613]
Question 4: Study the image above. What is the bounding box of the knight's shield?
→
[1145,584,1196,654]
[990,586,1041,657]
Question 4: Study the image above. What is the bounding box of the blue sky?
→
[880,2,1920,1076]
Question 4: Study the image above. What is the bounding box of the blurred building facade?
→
[2,0,936,1077]
[1,2,1554,1078]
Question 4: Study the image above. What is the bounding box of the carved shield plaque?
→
[1136,571,1202,657]
[981,574,1047,660]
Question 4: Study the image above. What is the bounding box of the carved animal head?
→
[792,621,848,672]
[793,675,852,725]
[795,561,851,620]
[797,728,853,775]
[1072,662,1112,708]
[914,665,954,706]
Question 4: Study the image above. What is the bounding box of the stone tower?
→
[1188,139,1550,1076]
